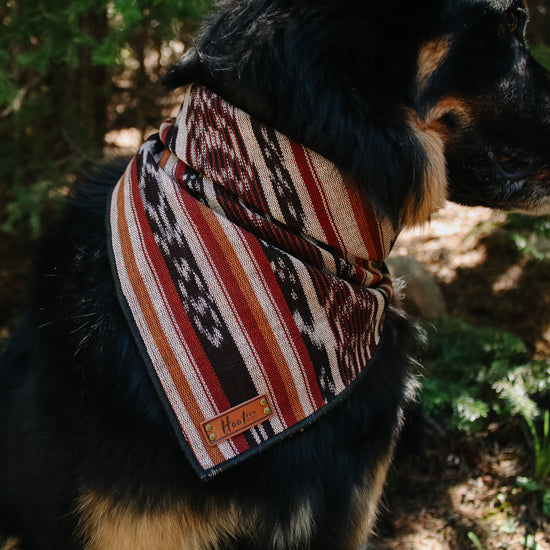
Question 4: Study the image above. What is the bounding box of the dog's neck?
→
[166,84,397,284]
[109,84,397,478]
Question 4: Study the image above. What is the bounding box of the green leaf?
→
[467,531,485,550]
[542,489,550,518]
[516,476,541,492]
[0,70,17,105]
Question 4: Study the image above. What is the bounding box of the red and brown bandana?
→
[108,84,396,478]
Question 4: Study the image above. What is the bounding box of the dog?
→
[1,0,550,549]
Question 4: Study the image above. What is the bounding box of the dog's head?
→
[164,0,550,226]
[416,0,550,218]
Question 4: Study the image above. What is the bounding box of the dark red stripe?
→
[215,186,323,267]
[239,232,326,410]
[290,142,343,252]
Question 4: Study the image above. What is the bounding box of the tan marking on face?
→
[416,37,452,95]
[403,96,472,226]
[422,96,472,127]
[76,491,253,550]
[521,0,529,15]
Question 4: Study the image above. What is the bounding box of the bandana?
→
[108,84,396,479]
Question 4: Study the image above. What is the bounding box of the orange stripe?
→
[115,175,226,466]
[158,148,172,170]
[192,202,308,421]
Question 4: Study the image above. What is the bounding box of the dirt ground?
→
[393,206,550,359]
[369,205,550,549]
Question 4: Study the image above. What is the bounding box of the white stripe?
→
[300,147,381,264]
[173,87,194,162]
[239,116,286,222]
[290,261,346,396]
[372,287,389,347]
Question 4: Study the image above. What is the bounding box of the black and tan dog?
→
[1,1,550,549]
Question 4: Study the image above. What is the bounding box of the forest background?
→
[1,1,550,548]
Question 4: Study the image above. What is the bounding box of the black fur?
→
[2,0,550,548]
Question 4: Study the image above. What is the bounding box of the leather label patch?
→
[202,395,274,446]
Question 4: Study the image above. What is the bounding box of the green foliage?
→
[506,214,550,239]
[532,409,550,484]
[0,63,17,105]
[421,317,550,468]
[0,0,211,235]
[422,317,550,515]
[505,214,550,261]
[531,44,550,72]
[3,180,63,237]
[517,475,550,519]
[0,0,210,79]
[421,318,529,433]
[510,406,550,516]
[468,527,541,549]
[467,531,486,550]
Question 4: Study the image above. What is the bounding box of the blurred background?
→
[1,1,550,548]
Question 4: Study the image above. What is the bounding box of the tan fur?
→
[404,96,472,226]
[521,0,529,14]
[346,455,393,549]
[271,500,314,550]
[402,37,466,227]
[422,96,472,126]
[0,538,21,550]
[416,37,452,95]
[76,491,254,550]
[345,403,415,548]
[403,110,448,226]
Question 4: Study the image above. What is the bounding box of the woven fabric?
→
[108,84,396,478]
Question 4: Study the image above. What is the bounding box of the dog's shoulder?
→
[27,161,166,427]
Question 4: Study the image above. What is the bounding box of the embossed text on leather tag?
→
[202,395,274,446]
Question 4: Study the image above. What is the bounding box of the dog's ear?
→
[163,48,202,90]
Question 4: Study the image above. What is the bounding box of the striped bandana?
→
[108,84,396,479]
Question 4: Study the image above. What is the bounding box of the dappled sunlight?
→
[392,203,506,284]
[492,263,526,293]
[391,202,550,357]
[372,435,550,549]
[104,127,142,150]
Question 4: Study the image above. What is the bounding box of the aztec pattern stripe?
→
[174,186,306,427]
[111,165,227,467]
[108,84,396,478]
[135,157,263,455]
